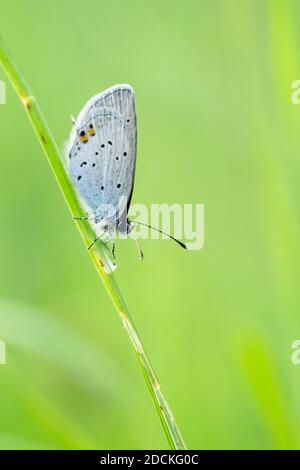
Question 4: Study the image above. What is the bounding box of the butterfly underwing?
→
[66,84,137,240]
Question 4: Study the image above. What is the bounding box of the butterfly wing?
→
[67,84,137,231]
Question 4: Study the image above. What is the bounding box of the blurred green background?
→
[1,0,300,450]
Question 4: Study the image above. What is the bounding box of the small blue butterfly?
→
[66,84,186,259]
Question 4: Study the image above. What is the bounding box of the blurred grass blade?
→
[0,36,186,450]
[0,299,133,398]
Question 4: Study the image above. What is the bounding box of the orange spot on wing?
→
[88,127,96,136]
[79,132,89,143]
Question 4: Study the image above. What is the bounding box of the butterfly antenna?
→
[129,220,188,250]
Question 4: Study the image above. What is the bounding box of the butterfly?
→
[66,84,186,259]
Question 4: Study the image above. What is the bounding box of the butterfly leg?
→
[73,215,99,249]
[112,242,116,259]
[104,237,116,260]
[88,236,99,250]
[88,236,116,265]
[73,216,95,221]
